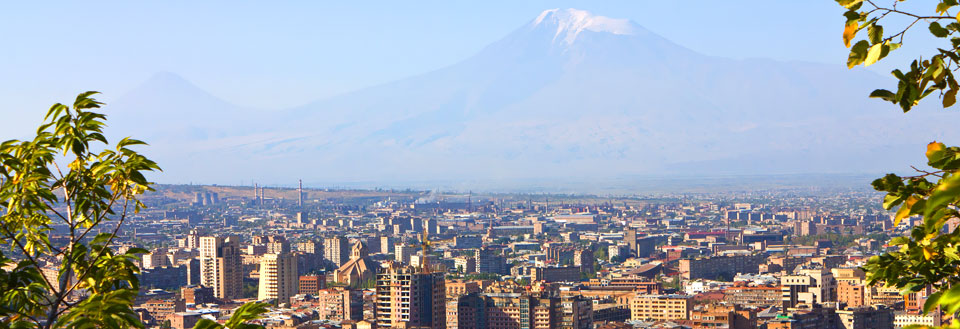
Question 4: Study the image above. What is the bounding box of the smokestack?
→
[298,179,303,207]
[254,183,259,204]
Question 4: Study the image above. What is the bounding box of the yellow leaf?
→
[927,141,946,159]
[865,43,883,66]
[843,22,858,48]
[957,11,960,22]
[923,246,938,260]
[894,196,918,227]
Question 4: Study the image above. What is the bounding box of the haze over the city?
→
[0,1,950,189]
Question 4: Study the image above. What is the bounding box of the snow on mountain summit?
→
[533,8,635,45]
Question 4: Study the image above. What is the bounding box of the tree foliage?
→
[840,0,960,112]
[837,1,960,326]
[0,92,268,329]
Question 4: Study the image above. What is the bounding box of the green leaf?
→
[939,284,960,314]
[945,88,958,107]
[883,194,905,210]
[848,40,870,68]
[224,302,270,329]
[937,2,955,15]
[889,236,910,245]
[843,10,862,23]
[927,142,947,166]
[868,24,883,44]
[872,173,903,191]
[924,173,960,219]
[870,89,897,102]
[191,319,223,329]
[931,22,950,38]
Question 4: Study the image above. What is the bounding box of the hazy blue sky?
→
[0,1,937,136]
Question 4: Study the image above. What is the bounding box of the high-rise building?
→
[574,249,594,273]
[183,229,202,249]
[453,235,482,249]
[375,262,446,329]
[297,240,320,254]
[299,275,325,295]
[199,235,242,301]
[781,267,836,308]
[310,288,362,321]
[142,248,170,269]
[324,236,350,268]
[264,235,291,254]
[475,248,507,274]
[423,218,439,235]
[837,306,894,329]
[407,217,423,233]
[630,294,692,321]
[258,251,298,303]
[395,243,414,264]
[379,236,395,254]
[838,281,865,309]
[454,256,476,274]
[533,221,545,235]
[410,253,438,270]
[449,293,592,329]
[689,304,757,329]
[181,258,200,286]
[181,285,216,305]
[678,254,767,280]
[625,227,638,255]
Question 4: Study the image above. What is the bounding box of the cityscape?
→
[89,183,910,329]
[3,2,960,329]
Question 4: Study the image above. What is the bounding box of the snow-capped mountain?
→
[534,8,636,46]
[104,9,959,186]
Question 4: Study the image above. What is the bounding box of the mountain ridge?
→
[102,8,955,186]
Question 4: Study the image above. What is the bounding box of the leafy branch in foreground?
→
[836,1,960,327]
[0,92,267,329]
[840,0,960,112]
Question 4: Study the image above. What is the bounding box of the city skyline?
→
[3,2,959,329]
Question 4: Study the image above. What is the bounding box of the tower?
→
[298,179,303,207]
[324,236,350,268]
[258,247,298,303]
[375,262,446,329]
[199,235,242,300]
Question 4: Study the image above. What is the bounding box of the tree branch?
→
[57,195,131,305]
[0,223,58,299]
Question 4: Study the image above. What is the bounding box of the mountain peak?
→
[533,8,635,45]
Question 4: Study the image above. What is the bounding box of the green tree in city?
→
[837,0,960,325]
[593,246,608,261]
[0,92,267,329]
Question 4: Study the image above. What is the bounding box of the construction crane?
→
[420,228,431,273]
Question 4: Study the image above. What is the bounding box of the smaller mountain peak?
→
[139,71,194,88]
[533,8,635,45]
